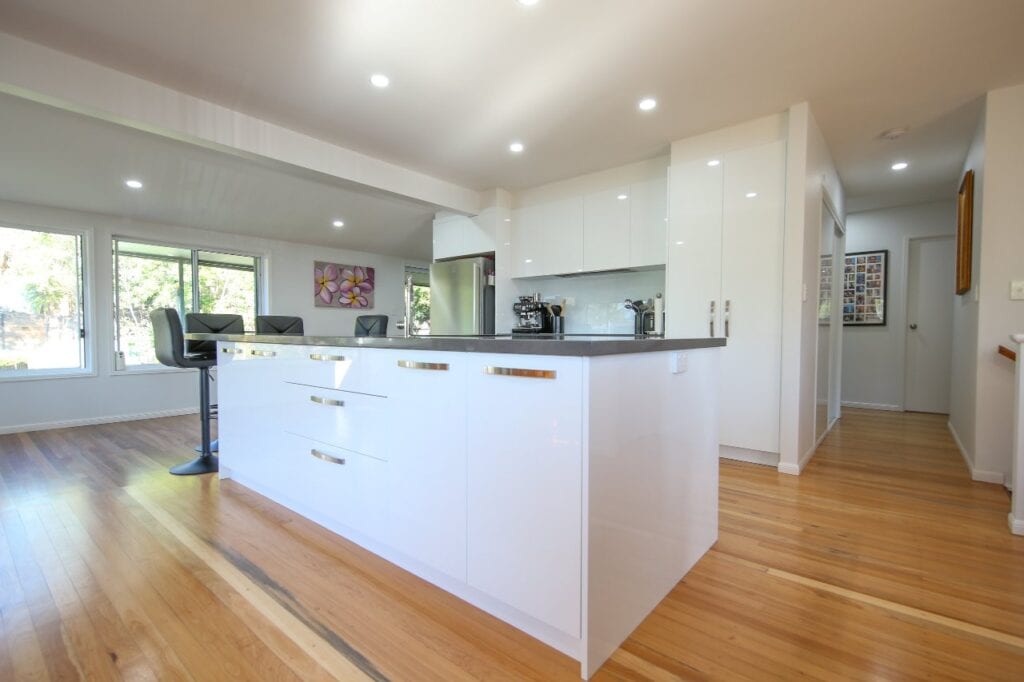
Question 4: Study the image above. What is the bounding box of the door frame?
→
[900,234,955,412]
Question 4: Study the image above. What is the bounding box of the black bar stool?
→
[256,315,304,335]
[149,309,242,475]
[355,315,388,337]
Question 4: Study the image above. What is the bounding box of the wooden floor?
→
[1,409,1022,681]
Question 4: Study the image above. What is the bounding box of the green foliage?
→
[411,284,430,328]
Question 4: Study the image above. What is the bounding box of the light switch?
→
[1011,280,1024,300]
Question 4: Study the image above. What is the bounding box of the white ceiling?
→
[1,0,1023,208]
[0,92,439,259]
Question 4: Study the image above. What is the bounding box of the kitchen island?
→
[190,332,724,678]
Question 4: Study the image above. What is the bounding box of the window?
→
[0,225,87,376]
[114,239,260,367]
[406,266,430,334]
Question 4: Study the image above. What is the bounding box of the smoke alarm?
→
[879,127,909,141]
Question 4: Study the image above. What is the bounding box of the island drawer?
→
[279,432,388,539]
[281,347,390,396]
[280,381,388,460]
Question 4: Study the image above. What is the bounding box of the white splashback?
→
[515,269,665,334]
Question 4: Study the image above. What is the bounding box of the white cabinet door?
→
[511,198,584,277]
[629,176,668,267]
[510,204,543,278]
[383,350,468,581]
[465,354,583,637]
[434,214,496,261]
[719,141,785,453]
[583,187,630,271]
[666,158,724,338]
[432,216,464,261]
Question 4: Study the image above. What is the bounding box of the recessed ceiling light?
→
[638,98,657,112]
[518,0,540,6]
[891,161,909,171]
[707,159,721,167]
[745,192,758,199]
[524,258,533,263]
[675,241,685,246]
[370,73,390,88]
[879,127,909,141]
[617,194,628,200]
[504,218,511,222]
[124,179,143,189]
[509,141,524,153]
[332,219,345,228]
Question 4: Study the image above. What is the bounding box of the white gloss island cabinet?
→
[214,338,721,678]
[667,139,786,461]
[510,175,667,278]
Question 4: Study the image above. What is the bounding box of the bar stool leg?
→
[170,367,219,475]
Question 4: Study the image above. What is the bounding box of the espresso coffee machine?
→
[512,294,553,334]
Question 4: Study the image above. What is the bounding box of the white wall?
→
[949,107,985,473]
[971,83,1024,483]
[780,102,846,474]
[0,199,414,433]
[841,201,956,409]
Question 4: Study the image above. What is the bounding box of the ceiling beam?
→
[0,31,482,215]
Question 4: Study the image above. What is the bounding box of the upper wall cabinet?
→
[433,213,496,261]
[510,174,667,278]
[583,187,631,271]
[628,175,668,268]
[511,197,584,278]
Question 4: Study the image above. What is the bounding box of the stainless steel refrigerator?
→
[429,257,495,335]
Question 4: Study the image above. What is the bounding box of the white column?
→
[1010,333,1024,535]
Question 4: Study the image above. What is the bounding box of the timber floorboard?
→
[0,408,1021,680]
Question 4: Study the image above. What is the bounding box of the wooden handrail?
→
[998,345,1017,362]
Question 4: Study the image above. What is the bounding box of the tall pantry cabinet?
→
[666,139,787,459]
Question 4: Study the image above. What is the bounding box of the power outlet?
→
[1011,280,1024,300]
[671,352,688,374]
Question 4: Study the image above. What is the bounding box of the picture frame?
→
[842,250,888,326]
[956,169,974,295]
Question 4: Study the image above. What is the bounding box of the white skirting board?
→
[947,421,1005,485]
[841,401,902,411]
[720,445,779,467]
[1010,513,1024,536]
[0,407,199,435]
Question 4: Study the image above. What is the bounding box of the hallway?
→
[0,409,1022,680]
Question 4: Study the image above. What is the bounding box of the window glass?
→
[114,240,259,366]
[0,225,86,374]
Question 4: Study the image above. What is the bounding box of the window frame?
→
[112,236,264,372]
[0,221,94,383]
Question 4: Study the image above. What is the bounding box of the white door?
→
[905,237,955,413]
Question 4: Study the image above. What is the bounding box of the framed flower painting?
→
[314,262,375,309]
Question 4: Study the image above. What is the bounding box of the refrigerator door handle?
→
[472,264,482,333]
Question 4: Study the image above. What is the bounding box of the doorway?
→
[904,236,955,413]
[815,200,845,443]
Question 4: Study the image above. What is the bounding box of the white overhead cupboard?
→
[667,139,787,460]
[509,175,667,278]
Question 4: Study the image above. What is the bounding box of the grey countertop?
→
[185,333,726,357]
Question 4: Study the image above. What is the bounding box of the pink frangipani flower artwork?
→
[314,261,375,309]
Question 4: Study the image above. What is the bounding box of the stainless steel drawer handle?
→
[250,349,277,357]
[221,347,244,355]
[310,353,346,362]
[310,395,344,407]
[397,360,449,371]
[310,448,345,465]
[484,366,556,380]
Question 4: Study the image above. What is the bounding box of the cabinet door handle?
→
[310,353,346,362]
[310,449,345,465]
[310,395,345,407]
[709,300,716,337]
[250,349,276,357]
[397,360,449,371]
[484,366,556,380]
[724,299,731,338]
[221,347,244,355]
